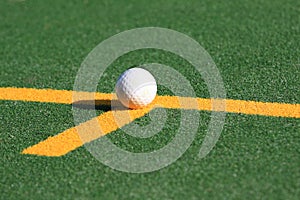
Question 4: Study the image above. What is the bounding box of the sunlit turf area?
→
[0,0,299,199]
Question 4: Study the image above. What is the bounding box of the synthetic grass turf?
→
[1,0,299,199]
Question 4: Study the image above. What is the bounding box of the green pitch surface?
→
[1,0,299,199]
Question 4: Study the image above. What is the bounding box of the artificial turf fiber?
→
[1,0,299,199]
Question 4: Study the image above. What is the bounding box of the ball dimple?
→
[115,67,157,109]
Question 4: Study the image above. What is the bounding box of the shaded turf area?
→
[0,0,299,199]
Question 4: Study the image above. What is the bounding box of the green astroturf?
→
[1,0,300,199]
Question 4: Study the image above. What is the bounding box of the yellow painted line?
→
[225,99,300,118]
[0,87,112,104]
[22,107,152,156]
[153,95,300,118]
[0,87,299,156]
[1,87,299,118]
